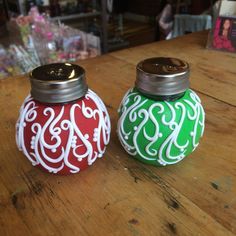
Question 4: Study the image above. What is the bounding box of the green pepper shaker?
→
[117,57,205,166]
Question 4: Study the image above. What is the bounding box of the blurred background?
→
[0,0,218,78]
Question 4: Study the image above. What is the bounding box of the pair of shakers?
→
[16,57,205,175]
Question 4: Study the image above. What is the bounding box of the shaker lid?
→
[136,57,190,96]
[30,63,88,103]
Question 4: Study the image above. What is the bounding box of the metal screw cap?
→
[30,63,88,103]
[136,57,190,96]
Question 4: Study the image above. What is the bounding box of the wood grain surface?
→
[0,31,236,236]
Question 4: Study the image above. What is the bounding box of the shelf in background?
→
[51,11,101,21]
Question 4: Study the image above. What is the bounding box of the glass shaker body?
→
[16,63,111,174]
[117,57,205,166]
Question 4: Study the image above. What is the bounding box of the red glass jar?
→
[16,63,111,175]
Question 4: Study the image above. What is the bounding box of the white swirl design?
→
[117,89,205,166]
[16,89,111,174]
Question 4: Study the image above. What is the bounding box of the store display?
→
[0,45,22,79]
[16,63,111,175]
[30,7,100,63]
[0,16,40,79]
[0,6,101,79]
[8,44,40,73]
[117,57,205,166]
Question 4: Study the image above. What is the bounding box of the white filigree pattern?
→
[117,89,205,166]
[16,89,111,174]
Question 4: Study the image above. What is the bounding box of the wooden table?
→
[0,31,236,236]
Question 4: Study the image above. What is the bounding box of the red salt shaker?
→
[16,63,111,175]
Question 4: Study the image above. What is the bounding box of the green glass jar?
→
[117,57,205,166]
